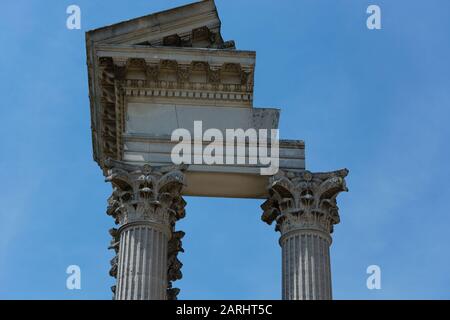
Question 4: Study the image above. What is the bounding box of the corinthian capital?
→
[261,169,348,236]
[104,159,188,228]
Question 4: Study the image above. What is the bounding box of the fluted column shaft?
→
[105,160,187,300]
[116,223,169,300]
[261,169,348,300]
[280,230,332,300]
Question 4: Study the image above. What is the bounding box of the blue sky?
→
[1,0,450,299]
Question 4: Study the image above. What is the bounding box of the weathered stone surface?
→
[86,0,350,301]
[167,231,185,300]
[105,159,187,300]
[85,0,305,200]
[261,169,348,300]
[86,0,229,48]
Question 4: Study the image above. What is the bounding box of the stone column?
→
[261,169,348,300]
[105,160,187,300]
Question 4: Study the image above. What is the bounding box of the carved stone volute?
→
[261,169,348,237]
[104,159,187,230]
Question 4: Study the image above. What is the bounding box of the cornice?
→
[90,53,256,164]
[86,0,220,44]
[95,44,255,65]
[86,2,256,166]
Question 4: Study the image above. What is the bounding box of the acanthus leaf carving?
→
[96,55,255,164]
[261,169,348,235]
[177,65,191,83]
[104,160,187,227]
[167,230,185,300]
[208,67,221,84]
[145,63,160,82]
[105,160,188,300]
